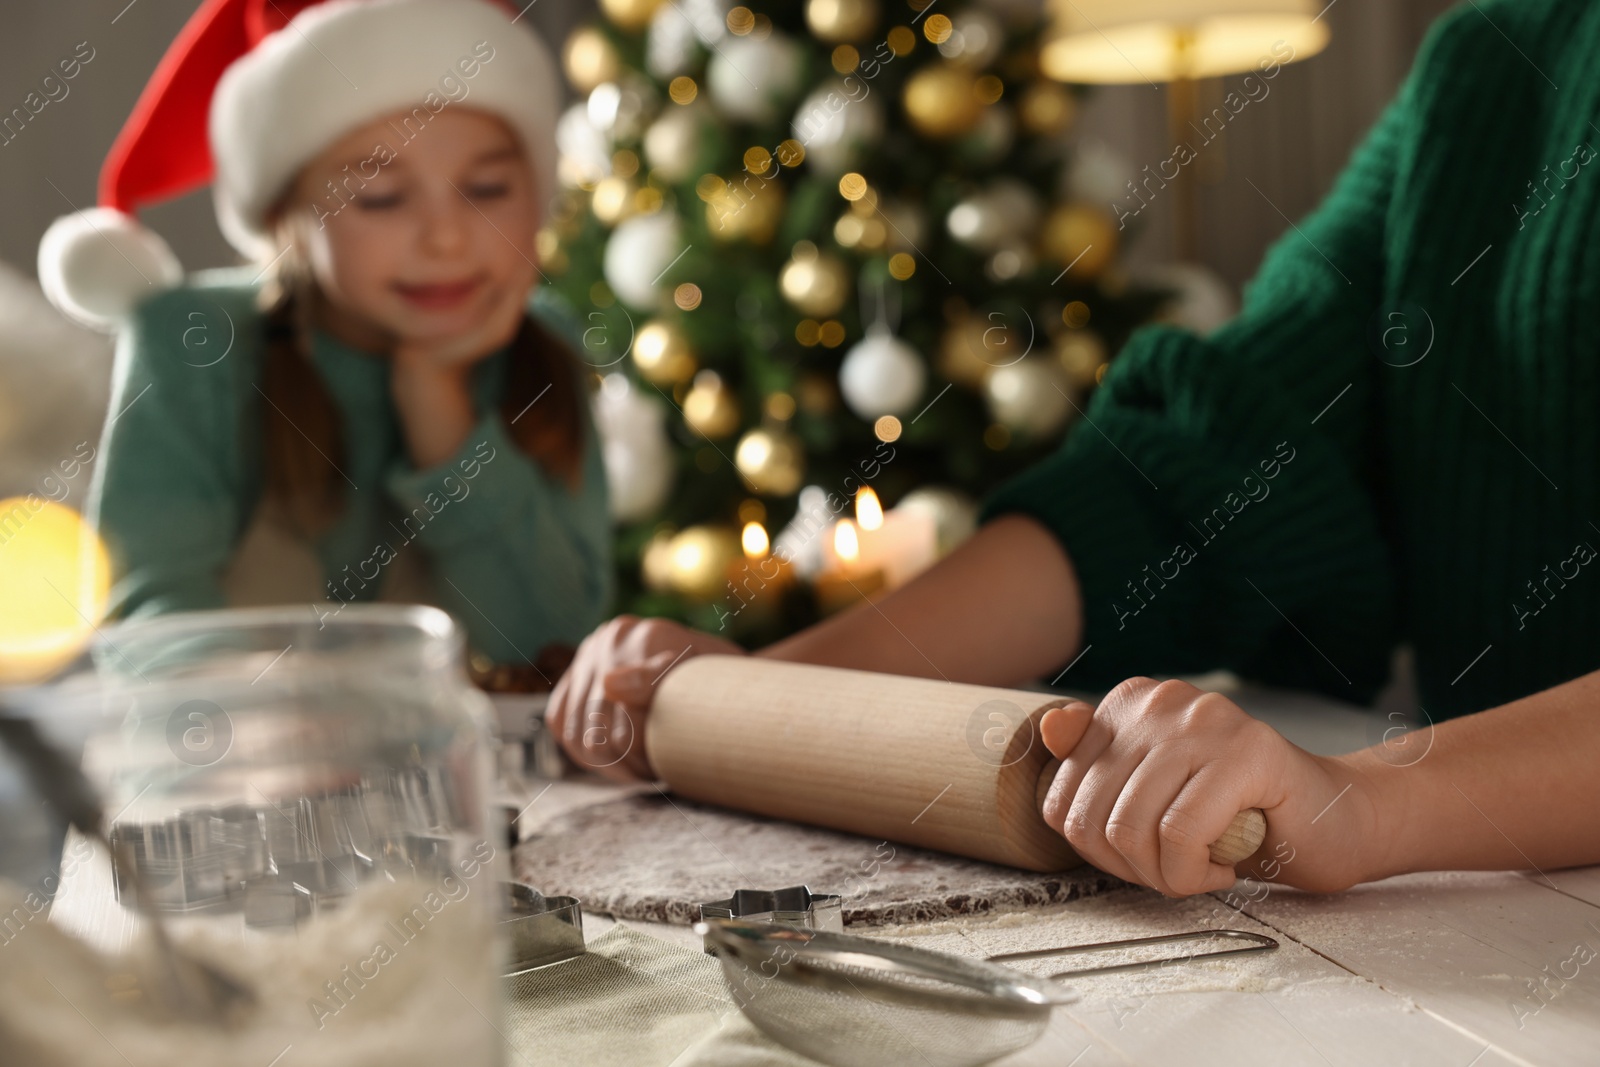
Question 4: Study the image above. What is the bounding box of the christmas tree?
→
[542,0,1166,645]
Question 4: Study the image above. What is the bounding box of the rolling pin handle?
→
[1035,759,1267,868]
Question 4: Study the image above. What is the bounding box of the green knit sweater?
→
[983,0,1600,719]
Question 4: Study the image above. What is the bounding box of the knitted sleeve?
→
[87,286,254,619]
[980,75,1417,703]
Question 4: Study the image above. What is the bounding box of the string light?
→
[742,521,770,558]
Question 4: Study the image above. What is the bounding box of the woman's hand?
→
[547,616,745,782]
[1039,677,1386,897]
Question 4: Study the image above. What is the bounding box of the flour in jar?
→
[0,873,503,1067]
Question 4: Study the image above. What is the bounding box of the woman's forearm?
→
[1354,668,1600,882]
[758,514,1084,687]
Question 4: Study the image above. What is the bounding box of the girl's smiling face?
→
[274,106,540,350]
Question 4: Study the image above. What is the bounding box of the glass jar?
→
[3,605,507,1067]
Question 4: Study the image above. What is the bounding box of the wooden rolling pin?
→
[648,656,1266,873]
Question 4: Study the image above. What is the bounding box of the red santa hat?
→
[37,0,561,331]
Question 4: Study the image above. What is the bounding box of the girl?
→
[549,0,1600,895]
[38,0,610,666]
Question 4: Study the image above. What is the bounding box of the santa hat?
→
[38,0,560,331]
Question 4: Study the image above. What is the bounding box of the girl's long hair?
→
[255,254,587,534]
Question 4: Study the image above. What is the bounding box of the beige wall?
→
[0,0,1455,292]
[1075,0,1457,287]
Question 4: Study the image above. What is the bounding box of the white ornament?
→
[556,103,612,187]
[603,213,684,310]
[897,488,979,555]
[1134,262,1239,336]
[708,33,804,123]
[772,485,834,579]
[792,79,885,175]
[646,0,727,78]
[586,77,654,142]
[985,358,1073,436]
[937,10,1005,67]
[643,104,705,182]
[946,179,1041,253]
[838,328,926,419]
[1065,139,1134,206]
[593,374,674,522]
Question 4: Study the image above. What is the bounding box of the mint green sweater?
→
[984,0,1600,719]
[90,269,613,665]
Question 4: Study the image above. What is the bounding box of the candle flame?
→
[741,521,769,558]
[834,519,860,562]
[855,486,883,531]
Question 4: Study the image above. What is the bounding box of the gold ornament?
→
[633,319,697,385]
[834,210,888,251]
[1040,203,1117,280]
[563,26,621,93]
[590,176,637,225]
[805,0,878,41]
[735,428,805,496]
[779,242,852,317]
[1019,81,1076,136]
[599,0,661,31]
[1057,330,1109,390]
[641,530,677,592]
[666,525,740,600]
[796,372,840,415]
[903,64,984,139]
[705,176,786,244]
[683,371,741,438]
[938,316,1016,387]
[985,358,1074,437]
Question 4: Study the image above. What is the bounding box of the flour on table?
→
[0,878,499,1067]
[869,887,1323,1000]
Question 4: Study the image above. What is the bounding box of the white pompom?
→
[36,208,182,332]
[838,329,926,420]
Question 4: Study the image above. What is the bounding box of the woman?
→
[548,0,1600,897]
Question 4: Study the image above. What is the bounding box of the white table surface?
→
[48,683,1597,1067]
[564,681,1596,1067]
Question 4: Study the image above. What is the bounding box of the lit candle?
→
[821,487,937,589]
[814,516,886,613]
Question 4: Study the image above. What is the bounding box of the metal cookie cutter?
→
[502,881,586,975]
[697,885,843,952]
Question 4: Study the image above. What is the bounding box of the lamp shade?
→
[1041,0,1330,83]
